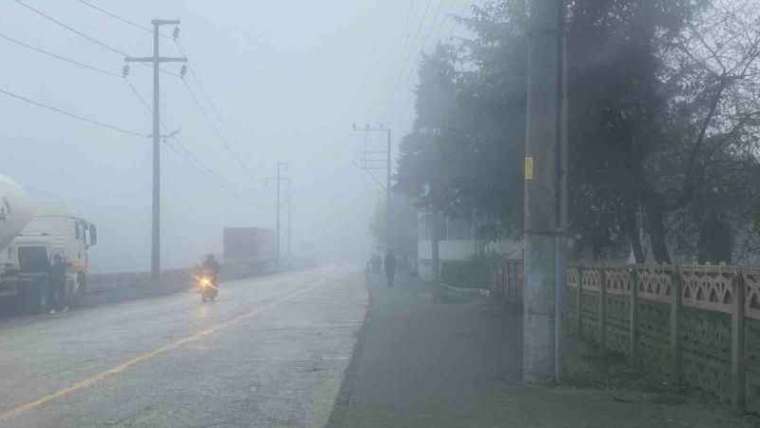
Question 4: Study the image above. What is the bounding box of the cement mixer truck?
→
[0,175,97,313]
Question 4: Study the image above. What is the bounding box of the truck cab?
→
[0,214,97,312]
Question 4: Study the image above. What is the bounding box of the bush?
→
[440,256,497,289]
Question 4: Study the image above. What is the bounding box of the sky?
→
[0,0,473,273]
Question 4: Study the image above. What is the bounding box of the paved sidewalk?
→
[328,273,756,428]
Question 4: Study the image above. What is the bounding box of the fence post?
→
[629,267,639,364]
[599,266,607,349]
[669,266,681,386]
[731,269,746,411]
[576,266,584,337]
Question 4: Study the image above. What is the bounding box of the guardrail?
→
[87,269,191,294]
[492,260,760,413]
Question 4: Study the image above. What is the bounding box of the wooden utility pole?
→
[126,19,187,282]
[523,0,564,383]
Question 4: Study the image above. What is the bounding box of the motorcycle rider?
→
[201,254,220,285]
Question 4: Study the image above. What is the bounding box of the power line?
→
[0,31,120,78]
[385,0,457,126]
[164,136,245,196]
[418,0,446,51]
[381,0,437,122]
[15,0,128,56]
[180,77,255,176]
[173,39,225,125]
[15,0,180,77]
[393,0,442,94]
[398,0,446,88]
[413,0,436,45]
[74,0,174,40]
[76,0,151,35]
[124,78,152,113]
[124,77,246,195]
[0,86,145,137]
[352,160,386,191]
[362,0,419,121]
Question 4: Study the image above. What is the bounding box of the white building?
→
[416,211,522,281]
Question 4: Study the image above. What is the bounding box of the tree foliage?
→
[396,0,760,263]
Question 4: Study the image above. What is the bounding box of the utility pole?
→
[556,11,569,382]
[523,0,564,383]
[276,162,282,267]
[287,180,292,259]
[386,129,392,253]
[266,162,289,268]
[126,19,187,282]
[352,124,392,251]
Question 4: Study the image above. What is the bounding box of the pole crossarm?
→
[152,19,180,25]
[126,56,187,63]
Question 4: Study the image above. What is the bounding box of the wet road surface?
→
[0,266,367,427]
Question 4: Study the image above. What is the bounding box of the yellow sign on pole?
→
[524,156,534,181]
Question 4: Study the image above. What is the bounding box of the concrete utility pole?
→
[352,124,392,251]
[276,162,283,267]
[266,162,289,267]
[287,180,292,259]
[126,19,187,282]
[385,129,392,252]
[556,13,569,382]
[523,0,565,383]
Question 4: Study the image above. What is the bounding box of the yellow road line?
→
[0,281,325,422]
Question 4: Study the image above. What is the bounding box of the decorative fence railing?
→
[494,261,760,413]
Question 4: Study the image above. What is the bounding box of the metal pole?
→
[151,21,161,281]
[287,183,292,259]
[523,0,562,383]
[386,129,392,252]
[276,162,281,267]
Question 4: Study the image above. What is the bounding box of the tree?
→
[649,0,760,263]
[396,0,760,265]
[396,2,527,242]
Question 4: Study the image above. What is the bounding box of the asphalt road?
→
[0,266,368,428]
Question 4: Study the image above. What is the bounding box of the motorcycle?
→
[196,273,218,302]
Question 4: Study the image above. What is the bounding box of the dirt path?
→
[328,273,757,428]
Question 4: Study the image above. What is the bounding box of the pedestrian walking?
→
[384,250,397,288]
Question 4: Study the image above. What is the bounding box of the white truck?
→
[0,175,97,313]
